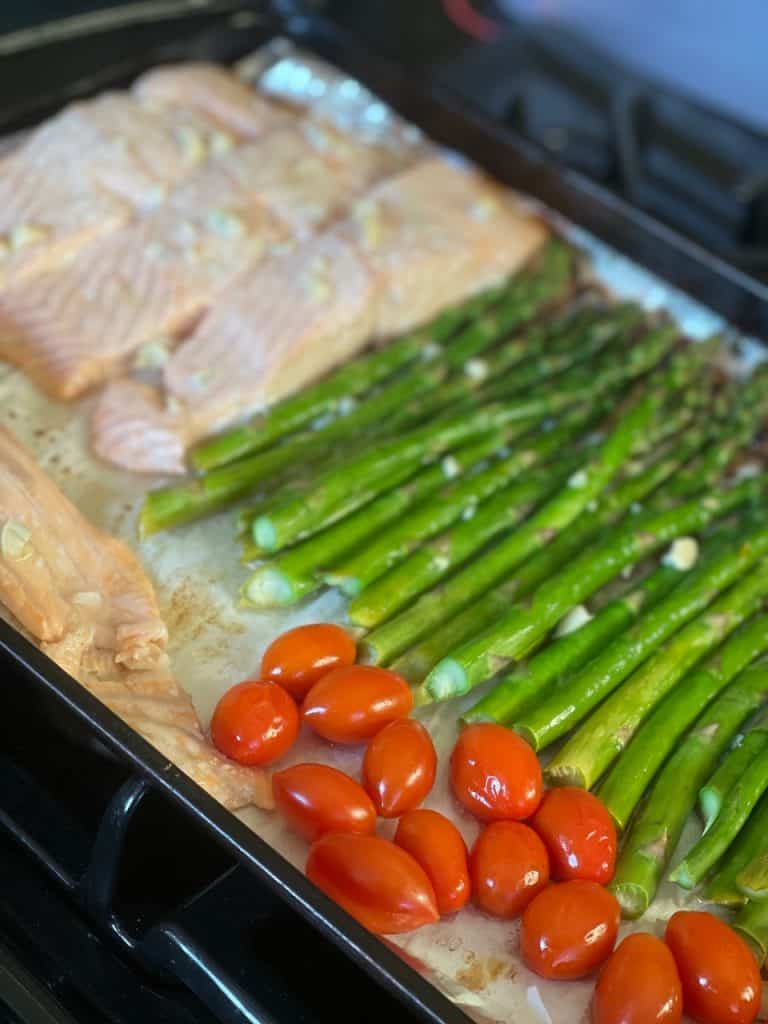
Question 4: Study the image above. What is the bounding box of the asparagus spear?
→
[670,737,768,888]
[609,662,768,917]
[733,898,768,968]
[460,562,692,725]
[546,561,768,790]
[421,470,766,701]
[698,709,768,830]
[359,393,658,665]
[517,526,768,752]
[597,611,768,830]
[704,792,768,906]
[737,850,768,900]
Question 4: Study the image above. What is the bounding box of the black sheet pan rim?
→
[0,6,766,1024]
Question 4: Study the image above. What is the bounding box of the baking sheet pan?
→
[1,19,767,1024]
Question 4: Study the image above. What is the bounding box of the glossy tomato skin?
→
[363,719,437,817]
[531,787,617,884]
[302,665,413,744]
[665,911,761,1024]
[272,763,376,842]
[521,880,620,981]
[470,821,549,919]
[450,723,542,822]
[394,809,470,915]
[211,679,298,766]
[261,624,356,701]
[306,833,439,935]
[592,932,682,1024]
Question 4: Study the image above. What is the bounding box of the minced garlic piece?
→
[441,455,461,479]
[134,339,171,370]
[206,209,245,239]
[210,130,235,155]
[1,520,31,561]
[663,536,699,571]
[10,223,48,250]
[465,358,488,382]
[72,591,102,607]
[176,125,207,164]
[555,604,593,637]
[568,469,588,489]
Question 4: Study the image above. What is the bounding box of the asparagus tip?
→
[242,567,296,609]
[253,516,279,553]
[609,882,648,921]
[425,658,470,701]
[668,862,695,890]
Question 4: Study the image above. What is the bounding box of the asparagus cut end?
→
[698,787,721,832]
[358,639,383,666]
[322,571,362,597]
[412,684,433,708]
[514,724,539,752]
[609,883,648,921]
[668,862,696,890]
[242,567,297,609]
[253,516,279,553]
[390,652,430,685]
[459,708,495,727]
[425,658,470,701]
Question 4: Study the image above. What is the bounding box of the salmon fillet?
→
[90,158,547,475]
[133,61,293,140]
[340,156,549,337]
[0,121,380,400]
[92,233,378,474]
[0,90,283,288]
[0,427,271,810]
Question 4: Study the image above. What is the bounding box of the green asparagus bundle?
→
[597,610,768,830]
[419,473,765,701]
[517,525,768,753]
[698,707,768,830]
[609,660,768,917]
[546,559,768,790]
[460,560,689,724]
[359,393,659,666]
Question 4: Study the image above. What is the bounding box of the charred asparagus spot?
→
[609,659,768,918]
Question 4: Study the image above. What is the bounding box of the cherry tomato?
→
[521,880,620,980]
[394,809,470,915]
[211,679,298,766]
[272,763,376,841]
[261,624,356,700]
[592,932,682,1024]
[362,719,437,817]
[531,787,617,884]
[450,723,542,822]
[306,833,439,935]
[665,911,761,1024]
[470,821,549,919]
[302,665,413,744]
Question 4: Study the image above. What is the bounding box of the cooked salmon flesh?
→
[0,426,272,810]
